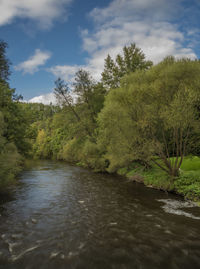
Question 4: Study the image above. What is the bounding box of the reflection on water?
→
[0,160,200,269]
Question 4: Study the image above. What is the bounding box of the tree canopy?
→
[101,43,153,89]
[98,57,200,177]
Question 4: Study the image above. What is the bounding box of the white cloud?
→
[48,65,83,83]
[28,91,78,105]
[89,0,180,24]
[15,49,51,74]
[83,0,196,64]
[48,0,197,83]
[0,0,73,29]
[28,92,57,105]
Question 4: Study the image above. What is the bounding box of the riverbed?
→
[0,160,200,269]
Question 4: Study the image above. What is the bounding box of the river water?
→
[0,160,200,269]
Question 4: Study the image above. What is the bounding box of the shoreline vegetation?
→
[1,41,200,203]
[117,156,200,204]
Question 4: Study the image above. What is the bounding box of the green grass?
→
[118,163,174,191]
[180,156,200,171]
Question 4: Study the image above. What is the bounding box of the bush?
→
[0,142,22,189]
[175,171,200,201]
[58,138,83,163]
[80,140,107,171]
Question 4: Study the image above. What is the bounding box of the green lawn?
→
[180,156,200,171]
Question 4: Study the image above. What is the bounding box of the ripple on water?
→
[1,161,200,268]
[158,199,200,220]
[11,245,40,262]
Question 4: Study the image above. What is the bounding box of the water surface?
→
[0,160,200,269]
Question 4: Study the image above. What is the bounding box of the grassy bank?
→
[117,156,200,202]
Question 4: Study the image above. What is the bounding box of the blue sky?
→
[0,0,199,104]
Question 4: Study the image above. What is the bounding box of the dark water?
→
[0,160,200,269]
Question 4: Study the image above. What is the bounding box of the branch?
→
[152,159,169,174]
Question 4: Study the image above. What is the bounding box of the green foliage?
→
[117,156,200,201]
[2,40,197,201]
[173,157,200,200]
[117,167,129,176]
[33,129,49,158]
[0,142,22,188]
[80,140,107,171]
[117,163,174,190]
[102,43,153,89]
[54,71,106,142]
[142,170,174,191]
[0,42,26,188]
[175,171,200,201]
[98,58,200,177]
[19,102,59,124]
[58,138,83,163]
[0,40,10,83]
[0,82,30,155]
[0,112,22,189]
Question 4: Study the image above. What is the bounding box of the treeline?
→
[0,41,27,188]
[0,41,58,189]
[30,45,153,166]
[30,44,200,181]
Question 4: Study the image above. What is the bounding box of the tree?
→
[0,106,21,187]
[0,81,29,154]
[101,43,153,89]
[54,77,81,121]
[0,41,11,83]
[74,69,106,122]
[54,70,106,139]
[98,58,200,178]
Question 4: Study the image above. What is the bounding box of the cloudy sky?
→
[0,0,199,104]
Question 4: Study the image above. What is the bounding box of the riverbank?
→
[1,156,200,205]
[117,156,200,204]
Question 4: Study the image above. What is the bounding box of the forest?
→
[1,41,200,201]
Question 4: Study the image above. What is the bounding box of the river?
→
[0,160,200,269]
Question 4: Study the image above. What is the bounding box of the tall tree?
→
[101,43,153,89]
[74,69,105,123]
[0,41,11,83]
[54,70,106,139]
[54,77,80,122]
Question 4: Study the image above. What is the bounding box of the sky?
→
[0,0,200,104]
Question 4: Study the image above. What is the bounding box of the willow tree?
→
[98,57,200,178]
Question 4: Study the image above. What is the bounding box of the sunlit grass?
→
[180,156,200,171]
